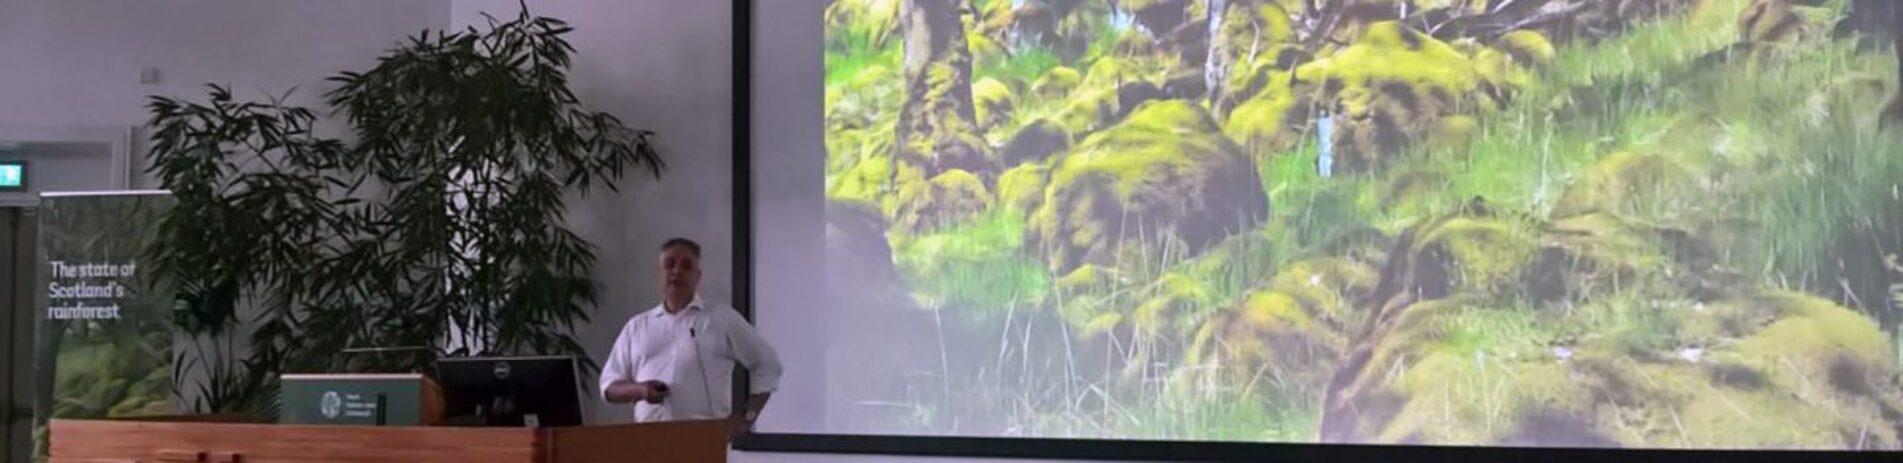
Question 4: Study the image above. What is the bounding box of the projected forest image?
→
[822,0,1903,448]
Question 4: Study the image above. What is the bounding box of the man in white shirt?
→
[600,238,781,433]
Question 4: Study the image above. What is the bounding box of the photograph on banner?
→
[31,192,176,458]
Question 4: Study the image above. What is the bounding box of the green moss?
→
[1031,99,1267,273]
[1329,297,1477,417]
[828,154,892,204]
[1240,290,1313,330]
[1732,292,1896,385]
[1083,312,1125,336]
[1671,379,1859,448]
[1293,20,1498,172]
[976,47,1060,88]
[1413,217,1540,293]
[1296,21,1481,98]
[967,30,1005,60]
[1220,53,1294,113]
[1191,283,1346,402]
[1210,2,1296,105]
[1081,56,1134,91]
[1383,354,1591,444]
[1119,0,1178,12]
[1362,288,1903,447]
[973,76,1018,130]
[996,163,1050,217]
[825,0,901,48]
[1058,264,1107,291]
[1054,100,1237,200]
[1265,258,1377,331]
[1032,66,1083,99]
[884,162,928,222]
[850,63,896,89]
[1224,72,1301,154]
[1471,48,1529,111]
[930,169,993,215]
[1550,151,1684,219]
[1057,264,1124,335]
[1431,114,1480,151]
[1499,30,1557,65]
[1135,271,1218,332]
[898,56,992,176]
[1254,4,1294,43]
[1054,87,1121,134]
[889,167,994,231]
[890,211,1049,313]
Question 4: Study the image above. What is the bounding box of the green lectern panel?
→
[279,374,425,426]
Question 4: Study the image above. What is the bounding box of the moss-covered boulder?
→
[973,77,1017,134]
[1550,151,1689,220]
[1029,99,1270,274]
[1190,257,1379,398]
[1000,118,1072,166]
[1528,212,1676,298]
[996,163,1050,218]
[828,152,893,204]
[891,168,995,231]
[1224,70,1305,155]
[1057,80,1167,136]
[1368,212,1543,306]
[1499,30,1557,65]
[1319,200,1903,447]
[1322,290,1903,448]
[1054,57,1170,136]
[1296,21,1488,173]
[1032,66,1083,100]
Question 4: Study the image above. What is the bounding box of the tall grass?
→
[825,41,901,88]
[975,47,1064,85]
[892,211,1052,314]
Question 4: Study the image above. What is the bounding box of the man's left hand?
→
[727,414,754,440]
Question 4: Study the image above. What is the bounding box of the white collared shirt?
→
[598,295,782,422]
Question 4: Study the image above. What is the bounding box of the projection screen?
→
[751,0,1903,453]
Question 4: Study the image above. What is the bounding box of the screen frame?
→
[726,1,1900,461]
[0,160,25,192]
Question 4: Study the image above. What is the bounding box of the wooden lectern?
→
[48,417,729,463]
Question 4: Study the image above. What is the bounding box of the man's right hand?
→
[639,380,670,404]
[607,379,670,404]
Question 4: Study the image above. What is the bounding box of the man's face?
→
[660,246,701,303]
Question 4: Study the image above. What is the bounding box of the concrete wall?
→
[0,0,451,188]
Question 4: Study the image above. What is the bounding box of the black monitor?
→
[434,355,584,428]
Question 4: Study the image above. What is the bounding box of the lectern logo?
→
[320,391,343,419]
[494,361,512,380]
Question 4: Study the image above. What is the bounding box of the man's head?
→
[659,237,702,310]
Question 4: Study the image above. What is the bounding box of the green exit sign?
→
[0,162,22,190]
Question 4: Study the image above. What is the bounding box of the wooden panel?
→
[50,419,542,463]
[547,420,728,463]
